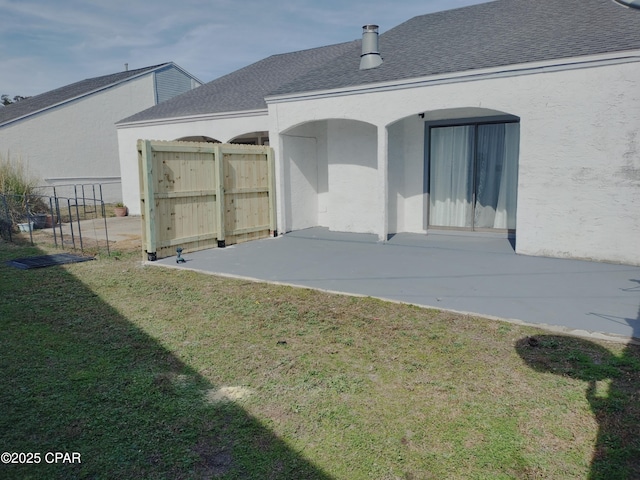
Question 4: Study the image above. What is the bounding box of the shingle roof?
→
[118,41,359,124]
[272,0,640,96]
[118,0,640,124]
[0,63,171,127]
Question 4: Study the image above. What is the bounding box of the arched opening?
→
[228,131,269,146]
[174,135,221,143]
[387,107,520,236]
[280,119,378,234]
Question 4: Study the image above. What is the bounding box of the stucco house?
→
[0,63,201,201]
[117,0,640,266]
[116,41,358,197]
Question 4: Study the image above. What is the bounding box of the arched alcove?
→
[280,118,378,233]
[387,107,520,235]
[174,135,221,143]
[228,131,269,145]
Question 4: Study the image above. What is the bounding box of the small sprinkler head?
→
[176,247,186,264]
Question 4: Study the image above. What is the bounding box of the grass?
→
[0,241,638,479]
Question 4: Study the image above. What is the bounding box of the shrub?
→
[0,152,39,196]
[0,153,46,229]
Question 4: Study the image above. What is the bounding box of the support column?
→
[377,125,389,242]
[269,104,287,236]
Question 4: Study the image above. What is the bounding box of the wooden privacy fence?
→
[138,140,276,261]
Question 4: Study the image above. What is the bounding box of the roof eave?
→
[116,108,269,129]
[266,50,640,104]
[0,63,177,129]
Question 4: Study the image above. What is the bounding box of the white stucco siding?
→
[283,134,319,230]
[388,117,425,234]
[387,122,405,233]
[326,120,379,233]
[515,63,640,264]
[271,58,640,264]
[0,76,156,202]
[382,64,640,265]
[117,113,269,215]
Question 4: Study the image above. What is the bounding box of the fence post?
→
[140,140,157,260]
[73,199,84,253]
[214,144,226,248]
[66,198,76,250]
[267,147,277,236]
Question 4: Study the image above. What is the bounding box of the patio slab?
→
[153,227,640,342]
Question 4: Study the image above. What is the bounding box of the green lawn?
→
[1,242,638,479]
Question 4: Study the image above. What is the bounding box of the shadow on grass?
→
[0,243,331,479]
[516,333,640,479]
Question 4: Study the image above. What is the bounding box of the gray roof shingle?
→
[118,0,640,124]
[0,63,171,127]
[118,41,359,124]
[271,0,640,96]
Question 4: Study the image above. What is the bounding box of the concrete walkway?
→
[154,227,640,342]
[32,215,142,252]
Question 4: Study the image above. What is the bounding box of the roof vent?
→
[614,0,640,9]
[359,25,383,70]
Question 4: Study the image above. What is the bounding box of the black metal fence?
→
[0,183,116,255]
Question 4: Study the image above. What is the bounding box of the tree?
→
[1,94,30,106]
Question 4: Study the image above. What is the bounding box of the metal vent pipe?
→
[359,25,383,70]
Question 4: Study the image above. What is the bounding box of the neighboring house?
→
[0,63,201,202]
[117,0,640,266]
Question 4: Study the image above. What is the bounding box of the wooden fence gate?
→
[138,140,276,261]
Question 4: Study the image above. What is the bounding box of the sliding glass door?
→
[428,122,519,231]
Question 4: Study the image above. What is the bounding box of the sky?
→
[0,0,490,98]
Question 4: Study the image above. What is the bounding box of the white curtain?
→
[493,123,519,229]
[474,124,504,229]
[429,122,519,230]
[429,126,474,227]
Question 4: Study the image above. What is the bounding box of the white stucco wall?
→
[116,113,269,215]
[0,76,156,202]
[270,56,640,265]
[388,116,426,234]
[515,64,640,265]
[281,121,324,231]
[326,120,379,233]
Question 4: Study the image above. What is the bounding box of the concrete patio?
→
[153,227,640,343]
